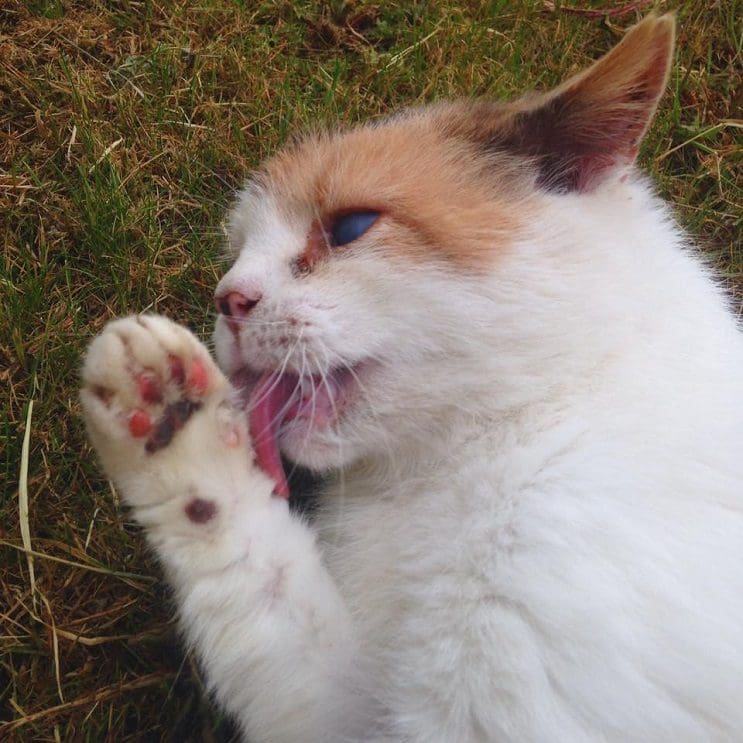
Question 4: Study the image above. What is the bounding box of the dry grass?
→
[1,0,740,739]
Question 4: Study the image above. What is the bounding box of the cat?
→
[81,14,743,742]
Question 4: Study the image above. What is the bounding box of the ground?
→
[1,0,740,739]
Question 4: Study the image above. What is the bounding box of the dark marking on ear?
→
[497,97,621,193]
[185,497,217,524]
[145,399,203,453]
[453,14,675,193]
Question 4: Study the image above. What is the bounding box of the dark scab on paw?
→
[145,415,175,453]
[92,385,112,406]
[170,398,202,427]
[185,497,217,524]
[145,398,203,453]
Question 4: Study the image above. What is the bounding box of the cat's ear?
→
[500,13,675,193]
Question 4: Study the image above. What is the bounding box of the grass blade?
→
[18,399,36,611]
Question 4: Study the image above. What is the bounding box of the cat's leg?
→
[80,315,362,742]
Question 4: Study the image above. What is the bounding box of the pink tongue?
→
[247,371,343,498]
[248,373,296,499]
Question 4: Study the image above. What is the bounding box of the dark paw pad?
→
[145,399,203,454]
[185,497,217,524]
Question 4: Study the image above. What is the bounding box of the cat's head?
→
[213,14,675,491]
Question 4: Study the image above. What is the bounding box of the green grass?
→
[1,0,740,738]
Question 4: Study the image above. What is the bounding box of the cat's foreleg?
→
[80,315,360,742]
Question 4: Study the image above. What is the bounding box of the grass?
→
[1,0,740,739]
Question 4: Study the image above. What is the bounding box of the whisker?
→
[310,346,347,502]
[284,346,312,486]
[218,316,293,327]
[319,344,397,468]
[246,333,305,444]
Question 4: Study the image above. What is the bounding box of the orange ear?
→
[503,14,675,192]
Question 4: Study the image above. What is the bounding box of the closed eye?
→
[330,211,380,247]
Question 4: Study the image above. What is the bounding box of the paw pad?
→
[82,316,224,459]
[186,357,209,395]
[137,373,163,404]
[185,497,217,524]
[93,385,113,406]
[145,399,202,454]
[128,409,153,438]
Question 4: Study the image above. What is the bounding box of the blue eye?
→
[330,211,380,246]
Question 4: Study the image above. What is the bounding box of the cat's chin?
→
[279,421,363,472]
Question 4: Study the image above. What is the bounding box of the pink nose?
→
[215,291,261,319]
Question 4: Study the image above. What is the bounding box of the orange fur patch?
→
[244,14,673,268]
[259,110,534,270]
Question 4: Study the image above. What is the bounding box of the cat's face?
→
[214,111,533,476]
[213,15,674,486]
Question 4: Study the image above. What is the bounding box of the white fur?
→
[315,179,743,742]
[83,164,743,742]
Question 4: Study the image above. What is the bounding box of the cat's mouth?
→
[231,364,363,498]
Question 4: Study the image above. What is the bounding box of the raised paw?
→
[81,314,277,576]
[80,315,239,471]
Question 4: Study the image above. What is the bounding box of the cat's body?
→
[316,178,743,741]
[81,16,743,742]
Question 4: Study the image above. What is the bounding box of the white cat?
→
[81,14,743,742]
